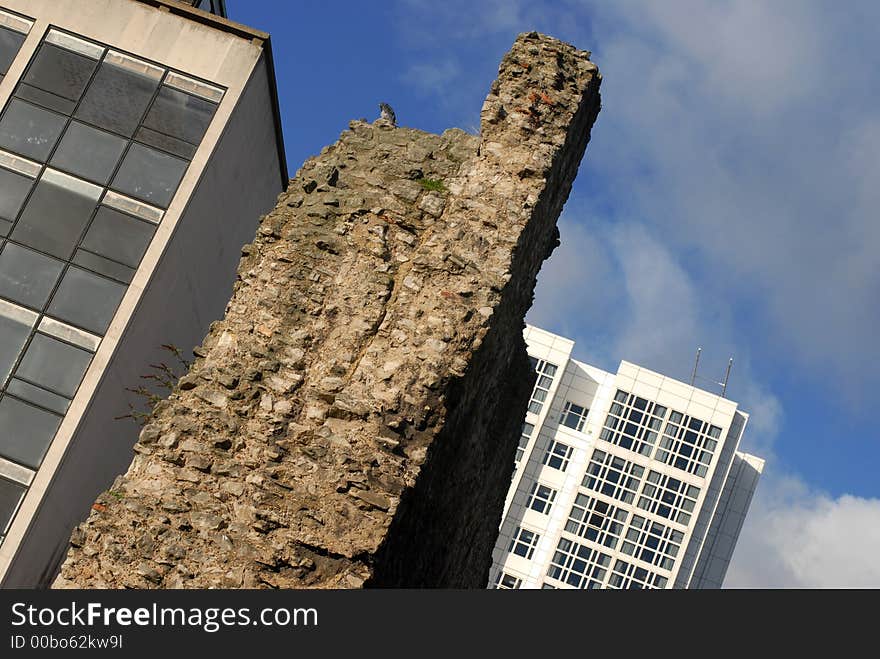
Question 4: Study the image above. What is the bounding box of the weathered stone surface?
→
[53,31,601,589]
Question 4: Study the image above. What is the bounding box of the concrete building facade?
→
[490,325,763,589]
[0,0,286,586]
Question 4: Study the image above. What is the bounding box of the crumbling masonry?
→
[54,32,601,588]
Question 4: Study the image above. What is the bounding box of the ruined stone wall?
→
[54,32,601,588]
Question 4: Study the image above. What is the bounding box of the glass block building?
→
[0,0,286,586]
[490,325,764,589]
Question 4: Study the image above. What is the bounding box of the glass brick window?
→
[620,514,685,572]
[559,400,588,432]
[582,449,645,504]
[546,537,611,589]
[515,422,534,467]
[564,493,628,550]
[0,9,32,84]
[493,572,522,589]
[0,27,224,546]
[599,389,668,458]
[0,473,25,543]
[542,439,573,472]
[655,411,722,477]
[526,482,557,515]
[607,559,668,589]
[527,357,557,415]
[637,471,701,526]
[508,526,540,560]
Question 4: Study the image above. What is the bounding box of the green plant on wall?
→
[417,177,446,192]
[116,344,191,426]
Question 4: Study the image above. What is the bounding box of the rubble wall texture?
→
[54,31,601,588]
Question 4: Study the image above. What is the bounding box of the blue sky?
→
[228,1,880,587]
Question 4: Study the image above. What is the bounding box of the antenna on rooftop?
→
[690,347,701,386]
[690,349,735,397]
[721,357,733,398]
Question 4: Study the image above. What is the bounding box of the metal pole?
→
[691,348,701,386]
[721,358,733,397]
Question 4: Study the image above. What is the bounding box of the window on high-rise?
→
[582,449,645,504]
[508,527,540,560]
[526,482,557,514]
[559,400,588,431]
[542,439,573,472]
[655,411,721,477]
[527,357,557,415]
[493,572,522,589]
[620,514,684,571]
[599,389,668,457]
[514,422,534,467]
[607,559,668,589]
[546,537,611,589]
[637,471,701,526]
[564,493,627,550]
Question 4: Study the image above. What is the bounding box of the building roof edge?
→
[134,0,288,187]
[135,0,268,41]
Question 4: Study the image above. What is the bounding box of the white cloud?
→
[732,379,783,460]
[395,0,539,43]
[401,59,461,96]
[606,223,700,373]
[531,214,761,388]
[526,214,616,361]
[727,473,880,587]
[602,0,826,115]
[575,0,880,399]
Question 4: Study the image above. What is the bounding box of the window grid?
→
[0,26,224,546]
[564,493,628,550]
[542,439,573,472]
[546,537,611,589]
[637,471,701,526]
[0,9,31,83]
[582,449,645,504]
[526,482,557,515]
[599,389,668,457]
[655,410,721,477]
[559,400,589,432]
[527,357,557,415]
[607,559,669,589]
[508,527,540,560]
[515,422,534,467]
[0,31,223,404]
[620,514,684,572]
[0,474,26,539]
[493,572,522,589]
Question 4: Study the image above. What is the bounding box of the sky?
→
[228,0,880,587]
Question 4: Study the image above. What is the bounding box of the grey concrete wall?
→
[2,56,283,587]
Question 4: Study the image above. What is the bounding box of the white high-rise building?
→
[490,325,764,589]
